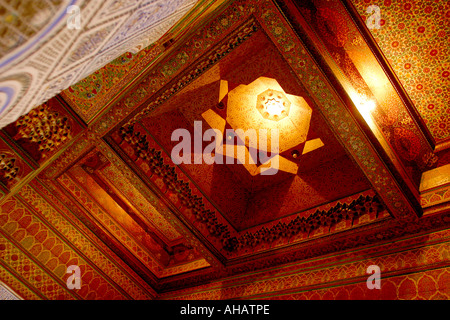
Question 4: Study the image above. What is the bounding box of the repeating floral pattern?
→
[268,268,450,300]
[351,0,450,143]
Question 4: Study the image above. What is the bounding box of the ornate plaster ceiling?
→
[60,149,210,278]
[0,0,197,128]
[0,0,448,299]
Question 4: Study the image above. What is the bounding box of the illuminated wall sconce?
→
[349,91,377,128]
[359,99,376,114]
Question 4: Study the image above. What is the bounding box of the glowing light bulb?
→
[363,99,376,112]
[350,91,377,130]
[256,89,290,121]
[265,98,284,117]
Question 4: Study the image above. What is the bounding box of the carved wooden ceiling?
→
[0,0,448,299]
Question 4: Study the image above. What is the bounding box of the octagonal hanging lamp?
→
[202,77,323,175]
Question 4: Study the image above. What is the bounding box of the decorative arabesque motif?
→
[0,0,197,128]
[0,0,65,58]
[14,103,71,156]
[0,153,19,183]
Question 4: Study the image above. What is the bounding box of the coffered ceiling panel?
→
[130,26,373,231]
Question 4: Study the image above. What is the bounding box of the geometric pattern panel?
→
[27,179,157,296]
[0,182,155,299]
[62,47,160,122]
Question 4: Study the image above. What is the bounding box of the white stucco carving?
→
[0,0,197,127]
